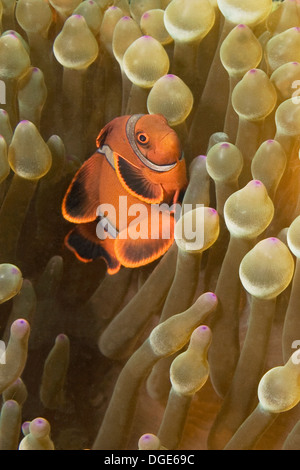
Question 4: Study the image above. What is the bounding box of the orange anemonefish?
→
[62,114,187,274]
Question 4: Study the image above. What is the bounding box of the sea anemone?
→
[0,0,300,452]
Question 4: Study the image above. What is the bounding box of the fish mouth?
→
[154,130,183,165]
[159,129,180,146]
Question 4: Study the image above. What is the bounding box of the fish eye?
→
[136,132,149,145]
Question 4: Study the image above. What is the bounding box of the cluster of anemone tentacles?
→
[0,0,300,451]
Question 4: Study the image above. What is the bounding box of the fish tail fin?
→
[64,221,121,275]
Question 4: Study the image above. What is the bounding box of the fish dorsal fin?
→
[62,153,102,224]
[114,153,164,204]
[96,122,112,148]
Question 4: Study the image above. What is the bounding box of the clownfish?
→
[62,114,187,274]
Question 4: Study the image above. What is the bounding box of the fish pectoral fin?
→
[114,153,164,204]
[114,210,174,268]
[62,153,103,223]
[64,221,121,275]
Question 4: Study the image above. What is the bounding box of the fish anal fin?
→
[114,210,174,268]
[114,153,163,204]
[65,221,120,274]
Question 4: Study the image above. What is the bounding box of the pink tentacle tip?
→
[220,142,230,148]
[268,237,279,243]
[22,421,30,432]
[237,24,246,28]
[194,325,210,336]
[5,400,18,408]
[11,318,29,338]
[209,208,218,215]
[56,333,67,343]
[251,179,262,187]
[142,12,150,19]
[192,325,211,341]
[208,292,217,300]
[249,69,258,74]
